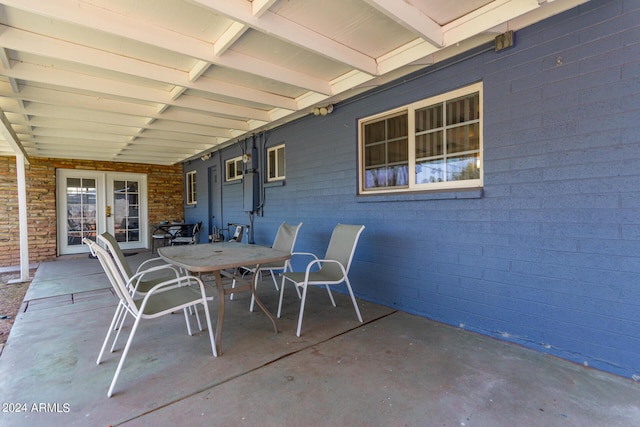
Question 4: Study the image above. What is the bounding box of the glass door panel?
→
[106,173,147,251]
[113,180,140,244]
[65,177,97,246]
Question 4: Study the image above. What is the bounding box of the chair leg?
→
[97,303,123,365]
[277,275,287,318]
[107,314,143,397]
[296,285,309,337]
[194,285,217,357]
[230,268,238,300]
[270,271,279,291]
[344,277,363,323]
[200,300,217,358]
[325,284,336,307]
[110,307,130,353]
[183,308,193,336]
[193,305,203,332]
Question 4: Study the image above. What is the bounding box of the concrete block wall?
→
[188,0,640,379]
[0,156,184,268]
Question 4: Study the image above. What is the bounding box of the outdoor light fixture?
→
[312,104,334,116]
[200,153,211,161]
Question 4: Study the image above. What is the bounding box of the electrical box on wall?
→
[243,172,259,212]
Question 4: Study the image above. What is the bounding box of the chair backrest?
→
[98,232,134,279]
[168,225,182,237]
[231,225,244,242]
[191,222,202,243]
[84,238,138,316]
[272,222,303,254]
[321,224,365,279]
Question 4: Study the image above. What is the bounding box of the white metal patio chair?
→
[98,232,180,296]
[151,223,182,252]
[171,221,202,245]
[97,232,195,357]
[277,224,365,337]
[84,238,216,397]
[231,222,303,310]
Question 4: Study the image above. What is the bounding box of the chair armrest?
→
[291,251,319,260]
[128,264,181,293]
[136,257,171,273]
[304,258,346,276]
[138,275,208,310]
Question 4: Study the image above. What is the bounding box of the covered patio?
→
[1,251,638,426]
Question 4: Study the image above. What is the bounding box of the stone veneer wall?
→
[0,156,184,268]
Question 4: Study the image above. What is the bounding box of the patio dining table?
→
[157,242,290,354]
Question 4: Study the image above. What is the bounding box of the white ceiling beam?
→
[29,115,233,139]
[362,0,444,47]
[189,60,211,82]
[0,105,29,162]
[377,39,441,75]
[190,0,379,75]
[0,82,250,131]
[1,0,331,95]
[214,21,248,56]
[0,47,20,93]
[0,25,298,110]
[443,0,540,45]
[251,0,278,17]
[1,61,272,121]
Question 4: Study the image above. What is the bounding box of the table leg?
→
[250,263,280,333]
[212,270,226,355]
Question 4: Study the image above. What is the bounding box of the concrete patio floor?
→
[0,250,639,427]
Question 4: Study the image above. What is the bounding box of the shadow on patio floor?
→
[1,251,639,426]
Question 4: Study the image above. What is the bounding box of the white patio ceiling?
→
[0,0,588,165]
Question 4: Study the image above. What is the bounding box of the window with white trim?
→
[186,170,197,205]
[267,144,285,182]
[358,83,482,194]
[225,156,243,182]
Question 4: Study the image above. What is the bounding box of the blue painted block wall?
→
[186,0,640,379]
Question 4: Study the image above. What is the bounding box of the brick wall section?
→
[0,156,183,267]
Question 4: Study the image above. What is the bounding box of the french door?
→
[57,170,148,255]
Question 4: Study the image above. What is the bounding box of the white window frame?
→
[267,144,286,182]
[186,170,197,205]
[225,156,243,182]
[358,82,483,195]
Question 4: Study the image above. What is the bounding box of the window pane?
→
[387,114,408,138]
[365,142,386,167]
[446,154,480,181]
[364,121,386,143]
[186,172,197,204]
[416,131,443,158]
[415,104,442,132]
[446,123,479,154]
[364,165,408,188]
[388,138,408,163]
[447,92,479,126]
[392,165,408,186]
[416,159,445,184]
[268,150,276,179]
[277,147,285,177]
